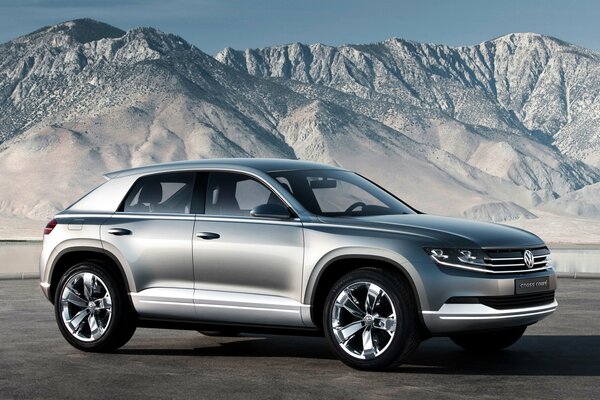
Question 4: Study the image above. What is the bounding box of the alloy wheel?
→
[331,281,397,359]
[60,272,113,342]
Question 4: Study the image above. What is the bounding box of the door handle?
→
[107,228,132,236]
[195,232,220,240]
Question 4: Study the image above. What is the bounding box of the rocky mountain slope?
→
[0,19,598,239]
[217,34,600,168]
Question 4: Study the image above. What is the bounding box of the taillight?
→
[44,218,58,235]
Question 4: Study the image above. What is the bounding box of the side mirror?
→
[250,203,291,219]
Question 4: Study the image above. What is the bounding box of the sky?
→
[0,0,598,54]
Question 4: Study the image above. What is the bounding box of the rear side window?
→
[122,172,195,214]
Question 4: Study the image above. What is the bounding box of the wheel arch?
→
[48,246,131,306]
[305,249,428,331]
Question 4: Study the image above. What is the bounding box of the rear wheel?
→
[323,267,421,370]
[54,261,136,352]
[450,326,526,352]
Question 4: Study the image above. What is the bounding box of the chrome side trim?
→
[131,288,195,303]
[130,288,311,327]
[437,308,556,320]
[114,213,196,221]
[40,282,51,298]
[300,305,315,327]
[194,289,308,327]
[130,288,196,320]
[422,300,558,317]
[59,213,302,225]
[139,300,195,307]
[57,213,113,219]
[195,215,303,226]
[195,303,298,314]
[422,300,558,333]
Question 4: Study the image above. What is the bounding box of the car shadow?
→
[118,334,600,376]
[399,335,600,376]
[119,334,335,360]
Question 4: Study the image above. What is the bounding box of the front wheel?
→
[450,326,527,352]
[54,261,136,352]
[323,267,421,370]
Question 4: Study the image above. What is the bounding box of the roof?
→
[104,158,343,179]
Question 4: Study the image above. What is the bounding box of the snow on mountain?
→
[0,19,599,241]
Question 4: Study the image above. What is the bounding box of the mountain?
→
[216,34,600,168]
[542,183,600,218]
[216,36,600,205]
[0,19,599,241]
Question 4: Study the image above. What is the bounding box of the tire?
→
[198,329,242,337]
[323,267,421,371]
[54,261,137,352]
[450,326,526,352]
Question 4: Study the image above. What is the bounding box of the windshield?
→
[268,169,416,217]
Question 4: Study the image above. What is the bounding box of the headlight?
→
[425,247,489,269]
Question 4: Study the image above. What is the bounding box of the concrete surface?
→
[1,279,599,400]
[0,241,41,276]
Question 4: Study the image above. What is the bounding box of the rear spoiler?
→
[102,160,197,181]
[103,171,119,180]
[103,168,131,180]
[103,165,149,180]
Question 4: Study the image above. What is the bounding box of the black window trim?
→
[355,173,422,215]
[115,169,299,219]
[116,171,199,216]
[202,170,298,219]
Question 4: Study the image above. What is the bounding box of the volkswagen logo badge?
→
[523,250,534,269]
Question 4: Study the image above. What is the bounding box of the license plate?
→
[515,276,550,294]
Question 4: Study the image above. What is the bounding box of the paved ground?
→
[1,279,599,400]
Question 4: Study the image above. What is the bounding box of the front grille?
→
[479,291,555,310]
[482,246,550,272]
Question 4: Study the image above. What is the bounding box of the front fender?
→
[303,246,429,312]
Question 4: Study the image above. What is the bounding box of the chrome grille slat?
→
[486,255,549,261]
[482,246,550,273]
[482,259,548,268]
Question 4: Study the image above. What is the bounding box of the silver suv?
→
[40,159,557,370]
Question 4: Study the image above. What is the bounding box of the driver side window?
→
[205,172,286,217]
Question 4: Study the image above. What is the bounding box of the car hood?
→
[317,214,544,249]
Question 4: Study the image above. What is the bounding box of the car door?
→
[192,171,306,326]
[101,171,199,320]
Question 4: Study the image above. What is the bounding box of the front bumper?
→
[422,299,557,334]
